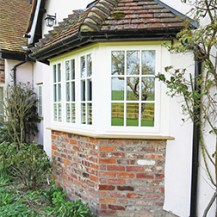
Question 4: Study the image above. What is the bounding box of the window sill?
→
[48,127,175,140]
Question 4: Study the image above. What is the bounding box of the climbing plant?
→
[157,0,217,216]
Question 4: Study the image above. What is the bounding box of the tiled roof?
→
[31,0,195,62]
[0,0,32,54]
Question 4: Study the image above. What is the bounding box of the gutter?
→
[189,50,202,217]
[30,29,180,63]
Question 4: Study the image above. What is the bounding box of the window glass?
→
[65,59,76,123]
[80,54,92,125]
[111,50,155,127]
[53,63,62,122]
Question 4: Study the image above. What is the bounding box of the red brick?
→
[117,186,134,191]
[100,159,116,164]
[136,173,154,179]
[155,174,164,179]
[99,210,117,216]
[99,185,115,191]
[90,175,98,182]
[52,145,58,150]
[127,193,142,198]
[117,172,135,178]
[51,135,57,140]
[100,198,116,203]
[63,159,71,166]
[108,204,125,210]
[99,146,116,151]
[100,172,117,178]
[107,165,125,171]
[126,166,144,172]
[145,154,163,160]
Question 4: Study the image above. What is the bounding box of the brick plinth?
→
[52,130,167,217]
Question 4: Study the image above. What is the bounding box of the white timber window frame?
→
[51,44,166,137]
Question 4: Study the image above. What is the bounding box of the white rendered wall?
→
[43,0,93,35]
[162,51,194,217]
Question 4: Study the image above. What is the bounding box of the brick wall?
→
[52,130,169,217]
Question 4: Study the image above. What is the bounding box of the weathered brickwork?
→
[52,130,168,217]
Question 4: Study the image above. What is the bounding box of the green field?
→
[112,117,154,127]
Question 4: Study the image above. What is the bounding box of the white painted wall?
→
[42,0,93,35]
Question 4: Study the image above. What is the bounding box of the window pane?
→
[87,103,92,125]
[127,77,139,101]
[126,103,139,126]
[141,77,155,101]
[66,83,70,101]
[87,54,92,77]
[71,82,75,101]
[81,81,86,101]
[66,103,70,122]
[142,51,155,75]
[81,103,86,124]
[127,51,139,75]
[112,103,124,126]
[112,51,125,76]
[58,104,62,122]
[141,103,154,126]
[54,84,57,102]
[53,65,56,82]
[58,84,61,101]
[54,104,57,121]
[112,77,124,100]
[58,64,61,82]
[87,79,92,101]
[66,61,70,80]
[71,103,76,123]
[81,56,86,78]
[71,59,75,79]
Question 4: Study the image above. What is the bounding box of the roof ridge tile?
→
[80,0,119,32]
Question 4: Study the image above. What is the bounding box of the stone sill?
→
[48,127,175,140]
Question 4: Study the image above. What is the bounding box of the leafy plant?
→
[157,0,217,216]
[0,83,41,147]
[46,185,94,217]
[0,142,51,189]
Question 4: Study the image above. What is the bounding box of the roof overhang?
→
[30,28,181,64]
[0,49,27,61]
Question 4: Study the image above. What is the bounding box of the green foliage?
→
[158,0,217,215]
[0,142,51,189]
[0,83,41,146]
[46,185,94,217]
[0,178,94,217]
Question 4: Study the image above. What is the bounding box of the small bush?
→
[46,185,94,217]
[0,142,51,189]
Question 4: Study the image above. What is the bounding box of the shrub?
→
[0,142,51,189]
[0,83,41,147]
[46,185,94,217]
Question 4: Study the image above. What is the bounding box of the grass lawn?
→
[112,117,154,126]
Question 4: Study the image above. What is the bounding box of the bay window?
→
[51,44,162,135]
